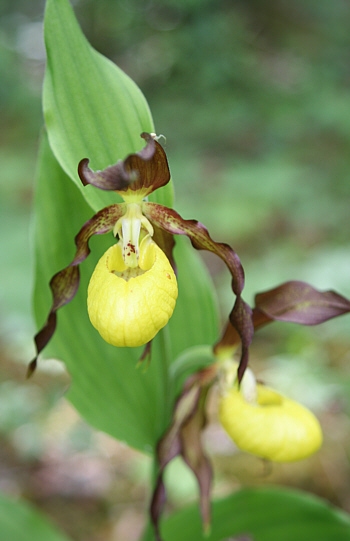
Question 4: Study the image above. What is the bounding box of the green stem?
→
[140,519,156,541]
[139,455,160,541]
[169,344,215,381]
[159,325,173,429]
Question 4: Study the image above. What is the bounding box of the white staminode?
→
[113,203,154,268]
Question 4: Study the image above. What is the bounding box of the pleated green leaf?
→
[43,0,172,211]
[32,131,218,452]
[33,0,219,453]
[0,493,72,541]
[160,488,350,541]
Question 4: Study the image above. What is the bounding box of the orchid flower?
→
[218,360,322,462]
[151,280,350,541]
[29,133,253,376]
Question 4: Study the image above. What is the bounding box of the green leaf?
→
[32,131,218,452]
[34,0,220,454]
[0,493,72,541]
[33,132,165,451]
[43,0,172,210]
[160,487,350,541]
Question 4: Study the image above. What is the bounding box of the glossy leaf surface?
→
[160,488,350,541]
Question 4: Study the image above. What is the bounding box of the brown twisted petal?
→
[142,202,254,381]
[254,280,350,325]
[78,133,171,198]
[151,384,201,541]
[28,203,126,377]
[214,308,267,355]
[151,367,217,541]
[215,280,350,362]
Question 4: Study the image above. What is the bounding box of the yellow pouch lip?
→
[219,383,323,462]
[87,239,178,348]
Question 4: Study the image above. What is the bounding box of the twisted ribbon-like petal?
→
[215,280,350,356]
[28,204,126,377]
[142,202,254,381]
[151,366,217,541]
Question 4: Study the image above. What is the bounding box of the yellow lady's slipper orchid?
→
[88,236,177,347]
[151,282,350,538]
[29,133,252,375]
[219,372,323,462]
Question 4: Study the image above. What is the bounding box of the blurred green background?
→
[1,0,350,540]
